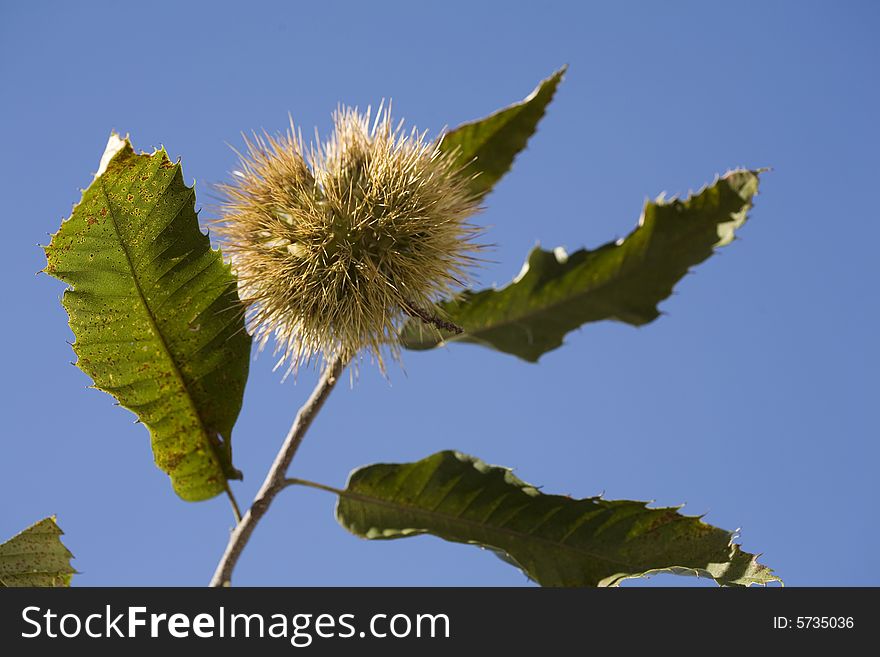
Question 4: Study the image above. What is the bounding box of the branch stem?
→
[224,486,243,525]
[209,356,346,587]
[282,477,346,496]
[402,300,464,334]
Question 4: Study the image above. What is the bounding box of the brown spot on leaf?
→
[162,451,185,471]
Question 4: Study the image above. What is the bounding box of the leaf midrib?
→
[98,166,220,473]
[440,244,652,349]
[339,482,694,574]
[448,104,521,161]
[440,194,738,349]
[444,71,559,160]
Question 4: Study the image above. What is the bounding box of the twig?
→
[402,300,464,334]
[282,477,345,496]
[224,485,243,525]
[209,356,346,587]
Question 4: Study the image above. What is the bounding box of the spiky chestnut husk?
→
[215,106,482,375]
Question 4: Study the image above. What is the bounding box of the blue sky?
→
[1,1,877,586]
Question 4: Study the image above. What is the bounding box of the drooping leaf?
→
[0,517,76,587]
[44,135,251,501]
[401,170,761,361]
[441,66,565,199]
[335,451,778,587]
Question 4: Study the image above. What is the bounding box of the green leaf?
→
[335,451,779,587]
[0,517,76,587]
[441,66,565,199]
[401,170,761,361]
[44,135,251,501]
